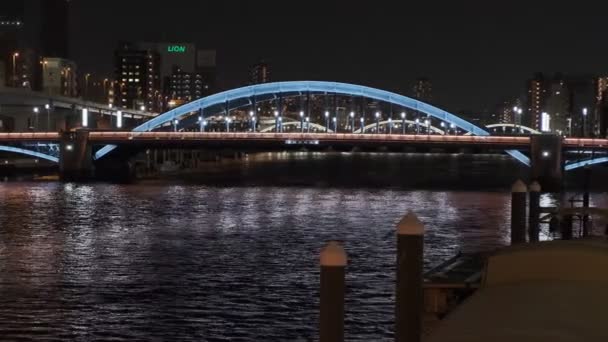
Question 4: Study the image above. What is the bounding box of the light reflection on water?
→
[0,182,514,341]
[0,153,605,340]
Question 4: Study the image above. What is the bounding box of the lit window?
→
[135,79,139,82]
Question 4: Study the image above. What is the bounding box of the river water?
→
[0,153,603,340]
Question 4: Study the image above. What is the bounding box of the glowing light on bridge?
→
[82,108,88,127]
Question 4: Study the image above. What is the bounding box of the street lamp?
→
[174,119,179,132]
[375,112,380,133]
[44,104,51,131]
[12,52,19,87]
[274,110,279,132]
[324,111,330,133]
[249,110,255,131]
[582,107,588,137]
[401,112,406,134]
[278,116,283,132]
[415,118,420,134]
[388,117,393,134]
[450,123,456,135]
[85,73,91,99]
[360,117,365,133]
[350,111,355,133]
[306,116,310,133]
[513,106,523,133]
[425,119,430,135]
[140,105,145,111]
[81,108,88,128]
[440,121,445,135]
[226,117,231,132]
[33,107,39,131]
[332,116,337,132]
[300,111,305,132]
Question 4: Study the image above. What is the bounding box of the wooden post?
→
[511,180,527,244]
[319,241,347,342]
[528,181,541,243]
[582,166,591,237]
[396,212,424,342]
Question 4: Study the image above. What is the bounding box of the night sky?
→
[69,1,608,113]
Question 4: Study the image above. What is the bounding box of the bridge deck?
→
[0,132,607,149]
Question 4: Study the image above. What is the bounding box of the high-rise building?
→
[250,60,270,84]
[496,99,522,125]
[164,48,216,108]
[40,0,70,59]
[413,78,432,103]
[167,65,214,107]
[115,42,217,111]
[544,74,570,134]
[114,42,161,111]
[596,76,608,137]
[0,2,25,87]
[526,73,547,130]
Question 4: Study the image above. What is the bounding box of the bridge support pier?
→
[530,135,563,192]
[59,131,93,181]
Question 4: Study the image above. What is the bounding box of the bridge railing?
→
[0,132,60,141]
[87,131,531,146]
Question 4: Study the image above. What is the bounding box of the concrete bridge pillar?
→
[530,135,563,192]
[59,130,93,181]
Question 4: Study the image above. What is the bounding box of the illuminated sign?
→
[167,45,186,53]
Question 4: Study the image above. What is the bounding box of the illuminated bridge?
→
[0,81,605,187]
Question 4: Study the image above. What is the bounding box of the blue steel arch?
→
[94,81,530,165]
[565,157,608,171]
[0,145,59,163]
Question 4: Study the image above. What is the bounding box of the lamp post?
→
[41,60,49,93]
[81,108,88,128]
[375,112,380,133]
[401,112,406,134]
[415,118,420,134]
[226,117,231,132]
[513,106,523,134]
[300,111,305,132]
[360,117,365,134]
[582,107,588,137]
[274,110,279,132]
[249,110,255,132]
[45,104,50,131]
[33,107,39,131]
[278,116,283,132]
[450,123,455,135]
[350,111,355,133]
[12,52,19,87]
[388,117,393,134]
[332,117,337,132]
[117,110,123,129]
[306,117,310,133]
[173,118,178,132]
[85,73,91,99]
[425,119,430,135]
[324,111,330,133]
[440,122,445,135]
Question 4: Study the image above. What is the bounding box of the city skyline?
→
[68,0,608,113]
